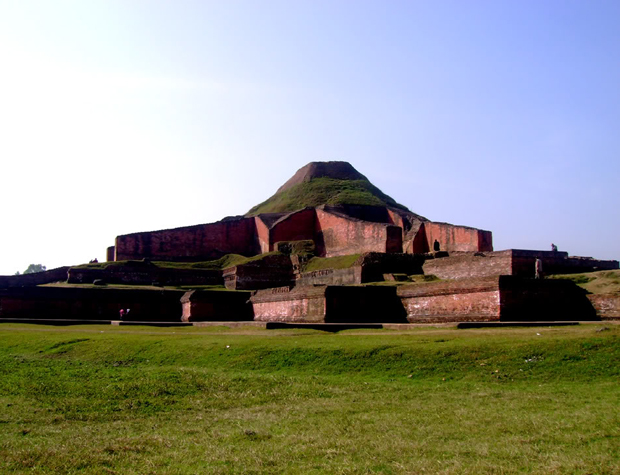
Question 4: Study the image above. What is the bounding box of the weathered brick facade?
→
[397,276,597,323]
[110,206,490,262]
[423,250,619,280]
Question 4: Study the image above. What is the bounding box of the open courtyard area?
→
[0,323,618,474]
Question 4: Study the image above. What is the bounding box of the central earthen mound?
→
[246,161,410,216]
[275,161,369,194]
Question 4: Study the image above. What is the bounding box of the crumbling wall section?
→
[315,209,401,257]
[587,294,620,321]
[180,289,254,322]
[397,277,501,323]
[424,222,493,253]
[0,267,70,288]
[115,217,259,261]
[499,276,596,321]
[295,267,363,286]
[422,252,513,280]
[223,254,294,290]
[251,286,327,323]
[67,266,223,286]
[268,209,316,251]
[0,286,184,321]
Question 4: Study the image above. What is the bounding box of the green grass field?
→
[0,323,618,474]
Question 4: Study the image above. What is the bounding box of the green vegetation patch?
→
[303,254,361,272]
[246,177,409,216]
[73,253,284,273]
[0,324,618,474]
[548,269,620,294]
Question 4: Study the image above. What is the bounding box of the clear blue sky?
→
[1,0,618,274]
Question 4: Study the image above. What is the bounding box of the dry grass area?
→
[548,269,620,295]
[0,323,618,474]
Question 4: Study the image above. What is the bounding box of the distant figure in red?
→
[119,308,125,320]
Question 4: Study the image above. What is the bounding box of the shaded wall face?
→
[0,287,184,321]
[268,209,316,251]
[499,277,597,321]
[314,209,394,257]
[424,222,492,253]
[115,218,259,261]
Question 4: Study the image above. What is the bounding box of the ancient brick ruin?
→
[1,161,618,324]
[110,205,492,262]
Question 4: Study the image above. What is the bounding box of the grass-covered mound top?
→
[547,269,620,294]
[247,177,409,216]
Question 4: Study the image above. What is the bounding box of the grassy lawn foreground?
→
[0,324,618,474]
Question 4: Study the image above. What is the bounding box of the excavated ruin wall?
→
[499,276,596,321]
[422,252,513,280]
[397,277,501,323]
[180,290,254,322]
[252,287,326,323]
[68,266,223,286]
[254,216,271,254]
[315,209,401,257]
[587,294,620,321]
[423,222,493,253]
[0,267,70,288]
[422,250,619,280]
[115,217,260,261]
[295,267,363,286]
[268,209,317,251]
[222,255,294,290]
[0,286,185,321]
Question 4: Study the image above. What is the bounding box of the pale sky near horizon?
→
[1,0,619,275]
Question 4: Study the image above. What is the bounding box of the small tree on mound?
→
[23,264,46,274]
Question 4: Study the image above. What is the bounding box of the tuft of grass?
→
[246,177,409,216]
[302,254,361,272]
[548,269,620,294]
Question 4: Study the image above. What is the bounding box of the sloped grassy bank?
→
[0,324,618,474]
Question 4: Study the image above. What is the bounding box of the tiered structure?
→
[108,162,492,262]
[1,161,618,324]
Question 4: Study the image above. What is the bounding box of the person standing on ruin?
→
[551,243,558,252]
[535,258,543,279]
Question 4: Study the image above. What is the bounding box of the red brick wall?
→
[115,218,259,261]
[587,294,620,321]
[251,287,326,322]
[424,222,493,253]
[268,209,316,251]
[254,217,271,254]
[422,252,513,280]
[397,278,501,323]
[315,209,400,257]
